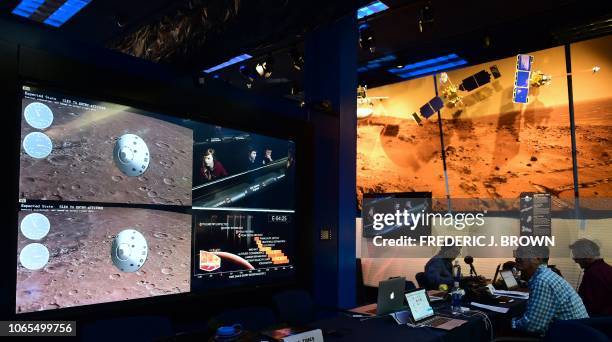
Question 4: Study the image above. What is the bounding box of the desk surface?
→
[310,311,489,342]
[310,298,527,342]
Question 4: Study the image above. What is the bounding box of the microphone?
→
[464,256,478,276]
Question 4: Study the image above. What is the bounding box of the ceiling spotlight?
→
[256,56,274,78]
[359,24,376,53]
[418,3,434,33]
[290,48,304,71]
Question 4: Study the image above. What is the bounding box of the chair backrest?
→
[387,276,416,292]
[573,317,612,339]
[272,289,315,325]
[405,280,416,292]
[415,272,427,289]
[80,315,173,342]
[544,320,609,342]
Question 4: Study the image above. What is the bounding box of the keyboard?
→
[422,316,451,327]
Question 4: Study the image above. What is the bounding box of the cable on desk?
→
[403,323,445,342]
[463,309,494,341]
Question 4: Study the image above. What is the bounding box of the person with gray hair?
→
[511,245,588,336]
[569,238,612,316]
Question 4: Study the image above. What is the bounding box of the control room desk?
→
[310,311,489,342]
[308,299,527,342]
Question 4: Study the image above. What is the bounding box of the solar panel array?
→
[513,54,534,103]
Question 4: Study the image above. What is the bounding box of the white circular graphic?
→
[24,102,54,129]
[113,134,150,177]
[23,132,53,159]
[19,243,50,270]
[111,229,148,272]
[20,213,50,240]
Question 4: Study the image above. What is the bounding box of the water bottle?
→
[451,260,463,314]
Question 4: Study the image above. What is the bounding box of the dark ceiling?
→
[7,1,359,65]
[1,0,611,94]
[0,0,356,70]
[357,0,612,87]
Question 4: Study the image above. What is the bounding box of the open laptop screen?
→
[406,289,434,322]
[501,270,518,289]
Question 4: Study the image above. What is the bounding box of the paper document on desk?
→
[492,290,529,299]
[470,302,510,313]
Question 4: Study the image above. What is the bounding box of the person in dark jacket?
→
[424,245,462,290]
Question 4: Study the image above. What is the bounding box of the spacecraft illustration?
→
[113,133,150,177]
[356,85,389,119]
[111,229,148,272]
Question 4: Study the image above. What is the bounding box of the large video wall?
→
[357,77,445,202]
[357,35,611,208]
[16,86,297,313]
[571,37,612,199]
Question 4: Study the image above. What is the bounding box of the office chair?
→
[493,318,612,342]
[405,280,416,291]
[387,276,415,292]
[415,272,427,289]
[544,320,609,342]
[571,317,612,339]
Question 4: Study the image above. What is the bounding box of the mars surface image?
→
[16,207,191,313]
[357,39,611,211]
[19,95,193,206]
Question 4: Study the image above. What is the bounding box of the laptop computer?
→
[492,264,501,284]
[352,277,406,316]
[500,270,519,290]
[405,289,467,330]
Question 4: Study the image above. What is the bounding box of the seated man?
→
[569,238,612,316]
[512,245,588,336]
[423,245,461,290]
